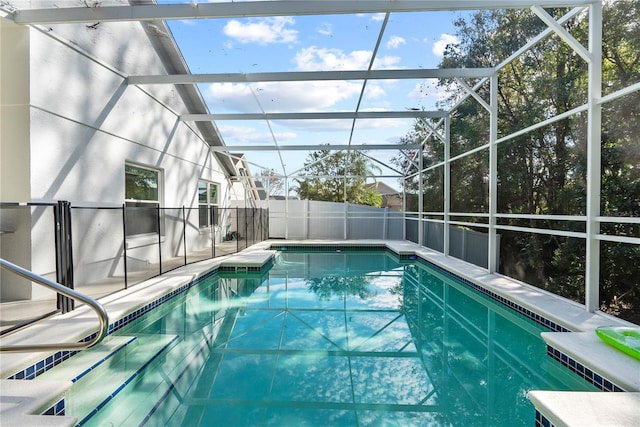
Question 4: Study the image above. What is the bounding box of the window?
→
[199,180,219,228]
[125,163,161,236]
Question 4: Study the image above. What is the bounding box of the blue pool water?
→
[55,251,597,426]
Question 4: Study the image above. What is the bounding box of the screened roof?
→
[3,0,601,188]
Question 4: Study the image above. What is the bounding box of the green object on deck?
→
[595,326,640,360]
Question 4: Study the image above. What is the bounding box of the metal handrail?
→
[0,258,109,353]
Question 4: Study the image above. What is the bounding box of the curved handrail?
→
[0,258,109,353]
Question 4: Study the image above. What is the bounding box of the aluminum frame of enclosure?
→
[4,0,639,317]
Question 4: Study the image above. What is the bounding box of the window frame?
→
[124,162,163,238]
[198,180,220,229]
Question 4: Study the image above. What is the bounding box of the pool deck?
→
[528,391,640,427]
[1,239,639,426]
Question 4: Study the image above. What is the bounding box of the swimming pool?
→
[42,250,597,426]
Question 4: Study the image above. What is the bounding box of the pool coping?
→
[1,239,638,425]
[529,391,640,427]
[0,248,276,379]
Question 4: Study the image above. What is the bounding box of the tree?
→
[294,148,382,207]
[391,120,445,213]
[306,275,374,301]
[396,3,640,323]
[254,168,284,197]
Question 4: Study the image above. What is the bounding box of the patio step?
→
[0,379,76,426]
[38,335,138,383]
[39,334,179,425]
[80,331,213,426]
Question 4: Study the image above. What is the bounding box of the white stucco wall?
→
[0,15,232,300]
[28,22,229,207]
[0,17,33,300]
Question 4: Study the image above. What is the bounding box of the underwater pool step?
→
[37,336,137,383]
[56,334,179,426]
[79,331,215,426]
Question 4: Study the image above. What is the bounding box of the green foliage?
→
[396,3,640,323]
[295,148,382,207]
[125,164,158,201]
[306,275,374,301]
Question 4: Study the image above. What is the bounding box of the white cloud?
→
[364,83,386,100]
[373,55,402,69]
[204,82,256,112]
[294,46,372,71]
[205,81,362,113]
[317,22,332,36]
[386,36,406,49]
[432,33,459,57]
[223,17,298,45]
[217,124,297,144]
[293,46,401,71]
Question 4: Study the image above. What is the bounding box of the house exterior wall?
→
[0,16,232,301]
[1,18,34,300]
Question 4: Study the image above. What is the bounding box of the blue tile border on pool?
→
[270,244,565,333]
[546,345,626,392]
[139,334,212,425]
[70,336,138,383]
[5,266,220,382]
[42,398,65,416]
[269,244,568,333]
[7,243,626,424]
[535,410,556,427]
[270,244,630,394]
[75,335,180,427]
[409,255,571,333]
[271,243,388,252]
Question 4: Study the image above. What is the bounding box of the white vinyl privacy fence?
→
[268,200,403,240]
[268,200,497,269]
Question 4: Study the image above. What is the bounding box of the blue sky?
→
[163,2,468,188]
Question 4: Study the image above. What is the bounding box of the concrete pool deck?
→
[1,239,638,426]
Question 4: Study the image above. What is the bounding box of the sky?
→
[161,1,470,191]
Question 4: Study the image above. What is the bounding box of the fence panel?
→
[160,208,186,274]
[423,221,444,253]
[405,216,419,243]
[387,212,404,240]
[0,205,59,334]
[268,200,404,240]
[308,201,344,239]
[1,202,269,332]
[124,205,162,286]
[71,207,126,300]
[347,204,385,239]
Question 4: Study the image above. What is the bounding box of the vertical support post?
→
[488,73,499,273]
[585,2,603,312]
[64,201,74,311]
[402,184,407,241]
[212,207,216,259]
[54,201,74,312]
[305,199,309,239]
[157,205,162,275]
[122,204,128,289]
[444,115,451,256]
[344,202,348,240]
[236,207,239,254]
[182,206,187,266]
[383,207,388,240]
[418,144,424,246]
[343,171,347,203]
[285,178,289,240]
